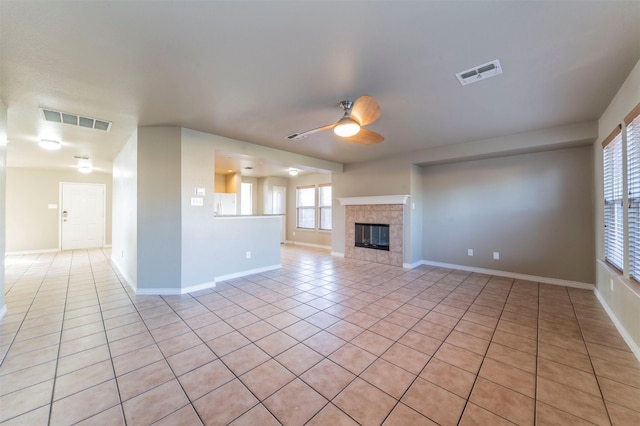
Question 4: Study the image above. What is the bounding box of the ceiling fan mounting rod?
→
[339,100,354,113]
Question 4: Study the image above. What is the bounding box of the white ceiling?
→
[1,1,639,176]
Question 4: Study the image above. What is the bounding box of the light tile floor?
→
[1,246,639,425]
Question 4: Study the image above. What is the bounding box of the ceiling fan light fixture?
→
[334,117,360,137]
[39,139,61,150]
[288,168,299,176]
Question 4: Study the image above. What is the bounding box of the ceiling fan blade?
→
[351,95,381,126]
[346,128,384,145]
[286,124,335,140]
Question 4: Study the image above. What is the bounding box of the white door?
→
[61,183,105,250]
[273,186,286,242]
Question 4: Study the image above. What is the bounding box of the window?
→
[603,125,624,271]
[319,184,332,230]
[626,104,640,280]
[296,185,315,229]
[241,182,253,215]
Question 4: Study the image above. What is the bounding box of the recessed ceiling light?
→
[74,156,92,173]
[39,139,61,150]
[288,168,299,176]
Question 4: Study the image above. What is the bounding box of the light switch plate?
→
[191,197,204,206]
[48,204,58,209]
[195,187,205,196]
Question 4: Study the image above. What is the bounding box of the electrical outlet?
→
[610,279,614,292]
[467,249,473,256]
[493,252,500,260]
[293,231,296,236]
[246,251,251,259]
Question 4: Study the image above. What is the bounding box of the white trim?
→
[5,248,59,255]
[110,255,137,293]
[182,281,217,294]
[135,265,282,294]
[215,264,281,283]
[284,241,331,250]
[135,280,217,296]
[594,289,640,362]
[420,259,594,290]
[403,260,423,269]
[331,251,345,257]
[337,195,410,206]
[0,305,7,322]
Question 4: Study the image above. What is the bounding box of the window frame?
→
[296,185,316,229]
[625,104,640,281]
[603,125,625,272]
[318,184,332,231]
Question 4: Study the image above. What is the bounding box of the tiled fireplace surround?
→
[341,196,408,267]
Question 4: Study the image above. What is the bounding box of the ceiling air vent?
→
[39,108,112,131]
[456,59,502,86]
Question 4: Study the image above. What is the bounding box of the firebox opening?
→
[355,223,390,251]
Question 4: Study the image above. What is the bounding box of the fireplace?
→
[355,223,390,251]
[338,196,409,267]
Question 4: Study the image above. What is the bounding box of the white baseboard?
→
[135,280,217,296]
[110,256,137,294]
[403,260,423,269]
[5,248,59,256]
[0,305,7,322]
[215,264,281,283]
[331,251,345,258]
[284,241,331,250]
[135,264,281,295]
[420,260,594,290]
[594,289,640,362]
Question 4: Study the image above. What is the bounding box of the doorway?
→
[60,183,105,250]
[273,186,286,242]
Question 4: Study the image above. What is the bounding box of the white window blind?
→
[319,184,332,230]
[296,186,315,229]
[603,126,624,271]
[625,104,640,281]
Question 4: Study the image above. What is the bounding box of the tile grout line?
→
[47,250,74,425]
[568,287,615,425]
[378,271,496,425]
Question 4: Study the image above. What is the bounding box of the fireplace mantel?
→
[337,195,410,206]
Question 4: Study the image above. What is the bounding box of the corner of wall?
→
[0,100,7,318]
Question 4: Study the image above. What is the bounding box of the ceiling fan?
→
[286,95,384,145]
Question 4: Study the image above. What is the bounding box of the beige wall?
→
[214,174,227,193]
[594,58,640,354]
[6,168,113,252]
[422,146,595,284]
